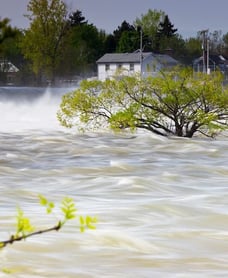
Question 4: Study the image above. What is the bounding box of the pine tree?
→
[157,15,177,38]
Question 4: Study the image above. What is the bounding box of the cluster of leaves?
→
[57,67,228,138]
[0,195,97,249]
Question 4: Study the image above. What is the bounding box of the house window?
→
[117,64,122,69]
[130,63,134,71]
[105,64,110,71]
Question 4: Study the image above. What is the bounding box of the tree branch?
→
[0,222,62,248]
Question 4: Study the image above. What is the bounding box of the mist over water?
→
[0,87,228,277]
[0,87,73,132]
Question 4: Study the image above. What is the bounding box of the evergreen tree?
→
[113,20,136,49]
[104,34,116,53]
[60,14,105,77]
[68,10,87,27]
[155,15,178,52]
[157,15,177,38]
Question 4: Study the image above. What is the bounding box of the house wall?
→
[141,56,162,77]
[98,63,141,81]
[97,55,171,80]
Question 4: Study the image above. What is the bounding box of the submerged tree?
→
[57,67,228,138]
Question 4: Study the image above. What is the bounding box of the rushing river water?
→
[0,87,227,277]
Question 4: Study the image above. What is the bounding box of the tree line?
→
[1,0,228,86]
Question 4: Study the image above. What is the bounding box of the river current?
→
[0,87,227,277]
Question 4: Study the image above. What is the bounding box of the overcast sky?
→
[0,0,228,38]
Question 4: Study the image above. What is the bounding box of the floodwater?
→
[0,87,227,277]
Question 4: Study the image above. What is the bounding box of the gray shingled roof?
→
[96,52,152,64]
[155,54,179,66]
[96,52,179,66]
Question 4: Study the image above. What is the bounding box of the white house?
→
[96,51,179,81]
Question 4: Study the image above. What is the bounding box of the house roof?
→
[0,61,19,73]
[193,54,228,65]
[154,54,179,66]
[96,52,152,64]
[96,52,179,66]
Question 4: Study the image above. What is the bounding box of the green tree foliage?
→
[0,18,18,44]
[0,18,24,83]
[117,30,139,53]
[134,9,165,50]
[0,33,22,62]
[19,0,69,84]
[107,20,140,53]
[60,20,105,77]
[184,37,202,64]
[57,68,228,138]
[113,20,135,44]
[155,34,186,62]
[0,195,97,248]
[0,18,22,63]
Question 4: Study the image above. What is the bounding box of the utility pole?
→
[207,38,210,74]
[139,26,143,75]
[200,29,209,74]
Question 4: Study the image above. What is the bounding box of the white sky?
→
[0,0,228,38]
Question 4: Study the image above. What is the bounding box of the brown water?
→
[0,87,227,277]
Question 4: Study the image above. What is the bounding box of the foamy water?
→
[0,87,227,277]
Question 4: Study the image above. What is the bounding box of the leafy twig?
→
[0,195,97,248]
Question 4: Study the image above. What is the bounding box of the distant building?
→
[0,60,19,85]
[96,51,179,81]
[193,54,228,75]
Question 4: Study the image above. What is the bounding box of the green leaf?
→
[16,207,34,237]
[61,197,77,220]
[38,195,55,214]
[80,216,85,225]
[86,216,97,230]
[2,268,12,274]
[79,215,97,232]
[38,194,48,206]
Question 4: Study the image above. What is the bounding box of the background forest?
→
[1,0,228,86]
